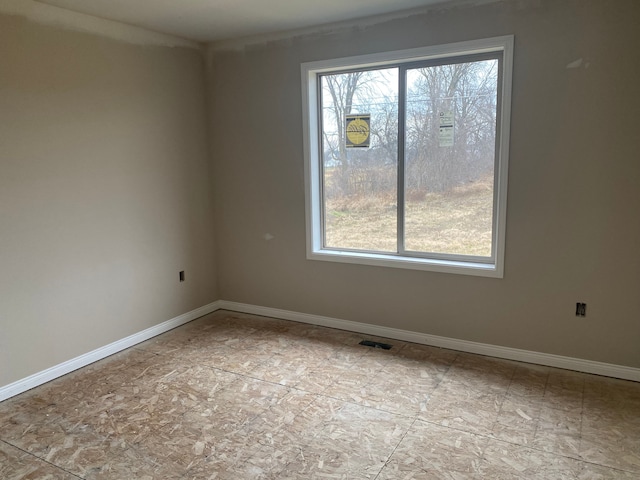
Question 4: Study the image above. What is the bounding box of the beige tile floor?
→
[1,310,640,479]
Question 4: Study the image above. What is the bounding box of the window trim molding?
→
[301,35,514,278]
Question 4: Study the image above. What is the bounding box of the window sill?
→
[308,248,503,278]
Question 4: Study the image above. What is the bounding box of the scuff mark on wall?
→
[0,0,200,49]
[566,57,591,69]
[566,58,583,69]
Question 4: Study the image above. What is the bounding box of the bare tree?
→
[405,60,498,193]
[322,72,364,166]
[322,69,401,197]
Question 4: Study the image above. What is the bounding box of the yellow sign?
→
[345,114,370,148]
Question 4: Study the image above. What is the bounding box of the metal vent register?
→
[359,340,392,350]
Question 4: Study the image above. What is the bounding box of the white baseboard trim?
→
[3,298,638,402]
[217,301,640,383]
[0,301,221,402]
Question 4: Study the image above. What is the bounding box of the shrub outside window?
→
[301,36,513,277]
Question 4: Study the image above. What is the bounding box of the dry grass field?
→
[324,177,493,256]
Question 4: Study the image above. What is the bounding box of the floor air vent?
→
[359,340,392,350]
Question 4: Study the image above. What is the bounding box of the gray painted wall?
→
[0,14,217,387]
[209,0,640,368]
[1,0,638,393]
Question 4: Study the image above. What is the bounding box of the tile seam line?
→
[529,368,551,447]
[373,416,421,480]
[0,438,83,479]
[183,360,423,422]
[576,376,587,467]
[415,418,634,474]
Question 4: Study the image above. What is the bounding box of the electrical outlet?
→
[179,271,185,282]
[576,302,586,317]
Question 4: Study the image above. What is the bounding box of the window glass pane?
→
[321,68,398,252]
[404,59,498,256]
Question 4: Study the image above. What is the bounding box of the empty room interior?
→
[1,0,640,478]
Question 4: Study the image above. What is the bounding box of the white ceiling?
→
[35,0,451,43]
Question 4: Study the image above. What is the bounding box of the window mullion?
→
[397,67,407,255]
[318,76,328,249]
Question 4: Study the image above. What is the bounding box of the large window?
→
[302,37,513,277]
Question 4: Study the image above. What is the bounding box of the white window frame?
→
[301,36,514,278]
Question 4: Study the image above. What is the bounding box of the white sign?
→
[439,111,454,147]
